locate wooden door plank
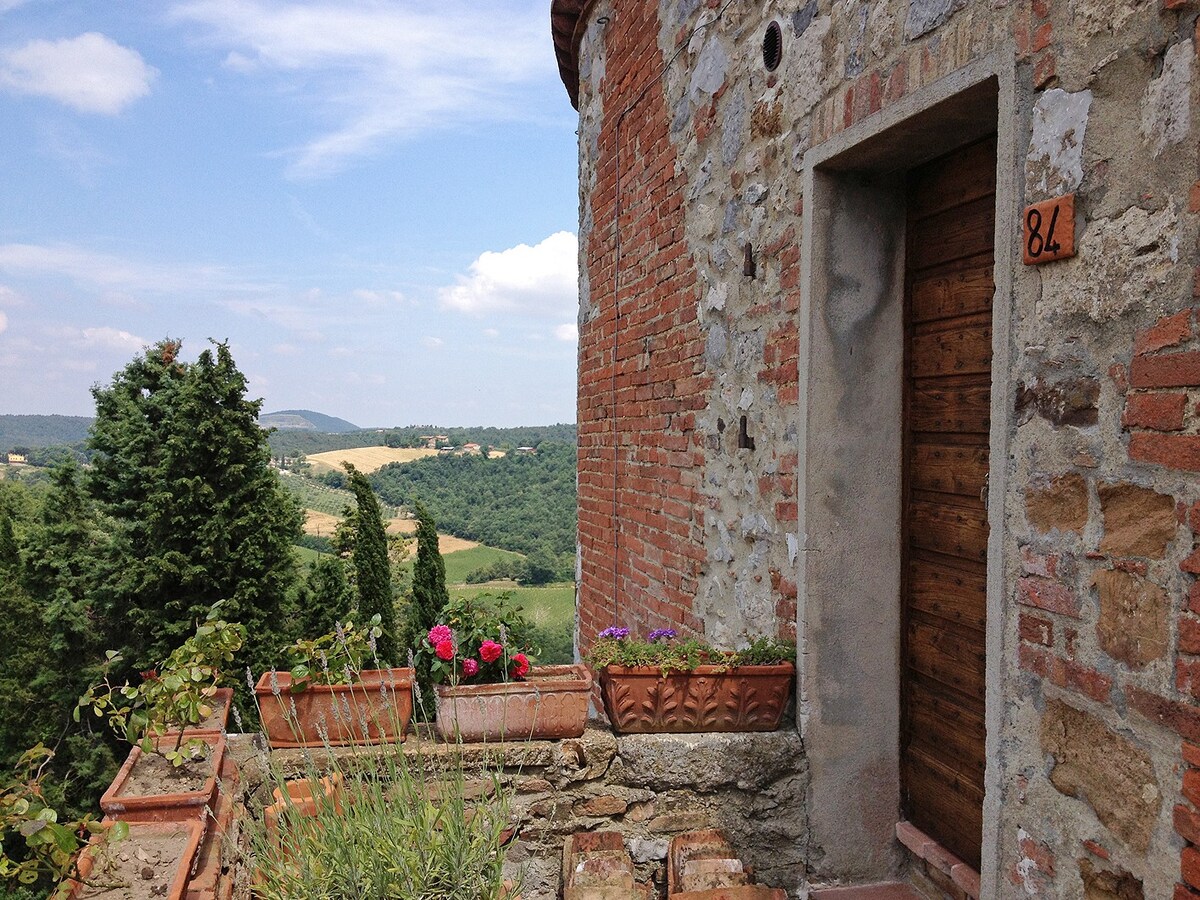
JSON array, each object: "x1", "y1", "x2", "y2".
[
  {"x1": 907, "y1": 498, "x2": 988, "y2": 563},
  {"x1": 910, "y1": 315, "x2": 993, "y2": 379},
  {"x1": 910, "y1": 266, "x2": 995, "y2": 324},
  {"x1": 907, "y1": 137, "x2": 998, "y2": 221},
  {"x1": 902, "y1": 749, "x2": 984, "y2": 869},
  {"x1": 905, "y1": 613, "x2": 987, "y2": 701},
  {"x1": 905, "y1": 678, "x2": 986, "y2": 783},
  {"x1": 907, "y1": 195, "x2": 997, "y2": 271},
  {"x1": 909, "y1": 383, "x2": 992, "y2": 435},
  {"x1": 908, "y1": 556, "x2": 987, "y2": 630}
]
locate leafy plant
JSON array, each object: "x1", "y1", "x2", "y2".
[
  {"x1": 76, "y1": 602, "x2": 245, "y2": 766},
  {"x1": 414, "y1": 594, "x2": 533, "y2": 687},
  {"x1": 588, "y1": 627, "x2": 795, "y2": 674},
  {"x1": 284, "y1": 615, "x2": 384, "y2": 691},
  {"x1": 0, "y1": 745, "x2": 126, "y2": 897}
]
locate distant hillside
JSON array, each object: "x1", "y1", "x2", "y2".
[
  {"x1": 268, "y1": 423, "x2": 577, "y2": 457},
  {"x1": 0, "y1": 414, "x2": 94, "y2": 451},
  {"x1": 259, "y1": 409, "x2": 360, "y2": 433}
]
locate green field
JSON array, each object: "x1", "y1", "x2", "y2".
[{"x1": 282, "y1": 474, "x2": 402, "y2": 518}]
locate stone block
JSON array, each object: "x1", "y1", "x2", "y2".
[
  {"x1": 1098, "y1": 483, "x2": 1177, "y2": 558},
  {"x1": 1026, "y1": 473, "x2": 1089, "y2": 533},
  {"x1": 1093, "y1": 569, "x2": 1169, "y2": 669},
  {"x1": 1077, "y1": 857, "x2": 1143, "y2": 899},
  {"x1": 1040, "y1": 699, "x2": 1161, "y2": 852}
]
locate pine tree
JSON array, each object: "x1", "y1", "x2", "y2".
[
  {"x1": 345, "y1": 465, "x2": 397, "y2": 663},
  {"x1": 87, "y1": 339, "x2": 303, "y2": 676}
]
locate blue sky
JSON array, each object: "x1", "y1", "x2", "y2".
[{"x1": 0, "y1": 0, "x2": 581, "y2": 428}]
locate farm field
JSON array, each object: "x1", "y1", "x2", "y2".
[
  {"x1": 305, "y1": 446, "x2": 438, "y2": 474},
  {"x1": 301, "y1": 510, "x2": 478, "y2": 554}
]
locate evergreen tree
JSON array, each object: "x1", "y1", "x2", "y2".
[
  {"x1": 345, "y1": 464, "x2": 397, "y2": 663},
  {"x1": 408, "y1": 500, "x2": 449, "y2": 641},
  {"x1": 299, "y1": 554, "x2": 354, "y2": 641},
  {"x1": 87, "y1": 339, "x2": 303, "y2": 676}
]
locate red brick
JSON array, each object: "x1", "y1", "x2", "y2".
[
  {"x1": 1177, "y1": 883, "x2": 1200, "y2": 900},
  {"x1": 1019, "y1": 613, "x2": 1054, "y2": 647},
  {"x1": 1135, "y1": 309, "x2": 1195, "y2": 355},
  {"x1": 1185, "y1": 548, "x2": 1200, "y2": 574},
  {"x1": 1034, "y1": 52, "x2": 1056, "y2": 88},
  {"x1": 1054, "y1": 657, "x2": 1113, "y2": 704},
  {"x1": 1018, "y1": 577, "x2": 1081, "y2": 617},
  {"x1": 1185, "y1": 742, "x2": 1200, "y2": 768},
  {"x1": 1031, "y1": 21, "x2": 1053, "y2": 52},
  {"x1": 1185, "y1": 846, "x2": 1200, "y2": 891},
  {"x1": 1178, "y1": 804, "x2": 1200, "y2": 845},
  {"x1": 1123, "y1": 392, "x2": 1188, "y2": 430},
  {"x1": 1081, "y1": 839, "x2": 1109, "y2": 860},
  {"x1": 1130, "y1": 351, "x2": 1200, "y2": 388},
  {"x1": 1183, "y1": 617, "x2": 1200, "y2": 655},
  {"x1": 1130, "y1": 433, "x2": 1200, "y2": 471},
  {"x1": 1188, "y1": 770, "x2": 1200, "y2": 808},
  {"x1": 1182, "y1": 659, "x2": 1200, "y2": 700},
  {"x1": 1166, "y1": 0, "x2": 1191, "y2": 8},
  {"x1": 1192, "y1": 183, "x2": 1200, "y2": 213},
  {"x1": 1129, "y1": 686, "x2": 1200, "y2": 743},
  {"x1": 1032, "y1": 0, "x2": 1051, "y2": 17},
  {"x1": 1191, "y1": 582, "x2": 1200, "y2": 614}
]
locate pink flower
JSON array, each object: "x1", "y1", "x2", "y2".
[
  {"x1": 435, "y1": 640, "x2": 455, "y2": 661},
  {"x1": 462, "y1": 658, "x2": 480, "y2": 677},
  {"x1": 427, "y1": 624, "x2": 453, "y2": 646},
  {"x1": 511, "y1": 653, "x2": 530, "y2": 679},
  {"x1": 479, "y1": 640, "x2": 503, "y2": 663}
]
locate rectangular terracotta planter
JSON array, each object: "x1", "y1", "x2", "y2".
[
  {"x1": 598, "y1": 663, "x2": 795, "y2": 733},
  {"x1": 64, "y1": 818, "x2": 204, "y2": 900},
  {"x1": 434, "y1": 664, "x2": 592, "y2": 742},
  {"x1": 255, "y1": 667, "x2": 413, "y2": 748},
  {"x1": 100, "y1": 733, "x2": 225, "y2": 825}
]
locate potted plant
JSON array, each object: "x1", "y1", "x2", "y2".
[
  {"x1": 589, "y1": 627, "x2": 795, "y2": 733},
  {"x1": 255, "y1": 615, "x2": 414, "y2": 748},
  {"x1": 0, "y1": 745, "x2": 129, "y2": 899},
  {"x1": 77, "y1": 603, "x2": 243, "y2": 824},
  {"x1": 418, "y1": 595, "x2": 591, "y2": 742},
  {"x1": 61, "y1": 818, "x2": 204, "y2": 900}
]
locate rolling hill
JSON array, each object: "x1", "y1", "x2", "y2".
[{"x1": 259, "y1": 409, "x2": 360, "y2": 433}]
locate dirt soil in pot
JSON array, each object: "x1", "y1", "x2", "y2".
[
  {"x1": 122, "y1": 751, "x2": 210, "y2": 798},
  {"x1": 77, "y1": 830, "x2": 188, "y2": 899}
]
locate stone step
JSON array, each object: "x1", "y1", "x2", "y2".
[
  {"x1": 563, "y1": 831, "x2": 652, "y2": 900},
  {"x1": 670, "y1": 888, "x2": 789, "y2": 900},
  {"x1": 679, "y1": 857, "x2": 750, "y2": 893},
  {"x1": 668, "y1": 829, "x2": 740, "y2": 895},
  {"x1": 809, "y1": 884, "x2": 925, "y2": 899}
]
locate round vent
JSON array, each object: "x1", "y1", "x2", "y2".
[{"x1": 763, "y1": 21, "x2": 783, "y2": 71}]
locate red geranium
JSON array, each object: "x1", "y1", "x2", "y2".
[
  {"x1": 479, "y1": 640, "x2": 503, "y2": 663},
  {"x1": 435, "y1": 640, "x2": 455, "y2": 661},
  {"x1": 510, "y1": 652, "x2": 530, "y2": 679}
]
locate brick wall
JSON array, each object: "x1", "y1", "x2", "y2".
[{"x1": 577, "y1": 0, "x2": 709, "y2": 653}]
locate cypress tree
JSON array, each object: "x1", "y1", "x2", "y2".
[
  {"x1": 299, "y1": 554, "x2": 354, "y2": 641},
  {"x1": 345, "y1": 464, "x2": 397, "y2": 663},
  {"x1": 408, "y1": 500, "x2": 449, "y2": 640}
]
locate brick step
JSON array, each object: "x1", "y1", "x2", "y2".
[
  {"x1": 671, "y1": 888, "x2": 788, "y2": 900},
  {"x1": 563, "y1": 831, "x2": 653, "y2": 900},
  {"x1": 809, "y1": 884, "x2": 925, "y2": 899}
]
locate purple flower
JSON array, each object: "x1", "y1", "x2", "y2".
[
  {"x1": 599, "y1": 626, "x2": 630, "y2": 640},
  {"x1": 648, "y1": 628, "x2": 677, "y2": 642}
]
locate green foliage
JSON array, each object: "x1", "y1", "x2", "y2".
[
  {"x1": 345, "y1": 466, "x2": 398, "y2": 665},
  {"x1": 415, "y1": 594, "x2": 532, "y2": 687},
  {"x1": 450, "y1": 583, "x2": 576, "y2": 666},
  {"x1": 406, "y1": 503, "x2": 449, "y2": 709},
  {"x1": 0, "y1": 744, "x2": 124, "y2": 898},
  {"x1": 249, "y1": 743, "x2": 519, "y2": 900},
  {"x1": 266, "y1": 423, "x2": 577, "y2": 459},
  {"x1": 369, "y1": 442, "x2": 577, "y2": 556},
  {"x1": 280, "y1": 475, "x2": 400, "y2": 520},
  {"x1": 587, "y1": 632, "x2": 796, "y2": 673},
  {"x1": 76, "y1": 604, "x2": 245, "y2": 766},
  {"x1": 440, "y1": 545, "x2": 523, "y2": 585},
  {"x1": 284, "y1": 615, "x2": 383, "y2": 689},
  {"x1": 86, "y1": 339, "x2": 302, "y2": 679},
  {"x1": 0, "y1": 416, "x2": 93, "y2": 453},
  {"x1": 297, "y1": 555, "x2": 354, "y2": 641}
]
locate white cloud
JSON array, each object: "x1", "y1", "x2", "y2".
[
  {"x1": 0, "y1": 33, "x2": 156, "y2": 114},
  {"x1": 554, "y1": 323, "x2": 578, "y2": 342},
  {"x1": 170, "y1": 0, "x2": 553, "y2": 177},
  {"x1": 353, "y1": 288, "x2": 407, "y2": 307},
  {"x1": 0, "y1": 310, "x2": 7, "y2": 335},
  {"x1": 439, "y1": 232, "x2": 577, "y2": 318},
  {"x1": 77, "y1": 326, "x2": 147, "y2": 352},
  {"x1": 422, "y1": 336, "x2": 444, "y2": 349}
]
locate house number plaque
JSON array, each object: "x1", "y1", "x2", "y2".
[{"x1": 1022, "y1": 193, "x2": 1076, "y2": 265}]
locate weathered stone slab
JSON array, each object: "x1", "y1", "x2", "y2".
[{"x1": 1093, "y1": 569, "x2": 1169, "y2": 669}]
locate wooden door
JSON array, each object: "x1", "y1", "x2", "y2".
[{"x1": 901, "y1": 136, "x2": 996, "y2": 871}]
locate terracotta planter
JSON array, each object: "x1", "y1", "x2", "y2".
[
  {"x1": 264, "y1": 772, "x2": 344, "y2": 846},
  {"x1": 434, "y1": 664, "x2": 592, "y2": 742},
  {"x1": 598, "y1": 663, "x2": 795, "y2": 733},
  {"x1": 255, "y1": 667, "x2": 413, "y2": 748},
  {"x1": 100, "y1": 734, "x2": 225, "y2": 824},
  {"x1": 63, "y1": 818, "x2": 204, "y2": 900}
]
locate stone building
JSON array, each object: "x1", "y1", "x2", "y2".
[{"x1": 549, "y1": 0, "x2": 1200, "y2": 896}]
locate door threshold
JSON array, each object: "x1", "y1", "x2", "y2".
[{"x1": 896, "y1": 821, "x2": 981, "y2": 899}]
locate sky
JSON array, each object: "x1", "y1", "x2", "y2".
[{"x1": 0, "y1": 0, "x2": 582, "y2": 428}]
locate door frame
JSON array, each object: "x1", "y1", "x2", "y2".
[{"x1": 795, "y1": 51, "x2": 1024, "y2": 896}]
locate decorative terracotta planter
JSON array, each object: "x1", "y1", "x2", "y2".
[
  {"x1": 255, "y1": 667, "x2": 413, "y2": 748},
  {"x1": 598, "y1": 663, "x2": 795, "y2": 733},
  {"x1": 63, "y1": 818, "x2": 204, "y2": 900},
  {"x1": 434, "y1": 664, "x2": 592, "y2": 742},
  {"x1": 100, "y1": 734, "x2": 226, "y2": 824}
]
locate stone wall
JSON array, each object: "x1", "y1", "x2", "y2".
[
  {"x1": 562, "y1": 0, "x2": 1200, "y2": 896},
  {"x1": 227, "y1": 728, "x2": 807, "y2": 899}
]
